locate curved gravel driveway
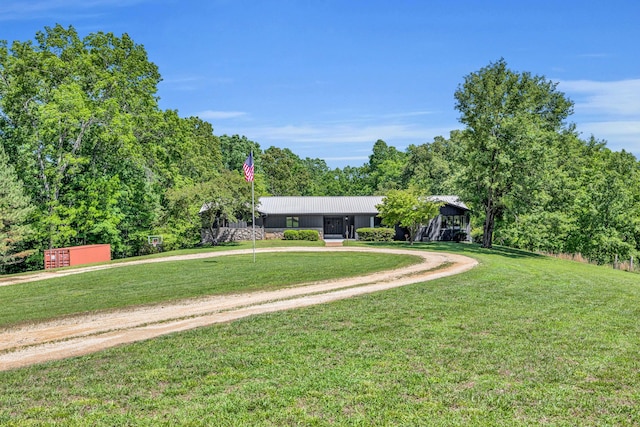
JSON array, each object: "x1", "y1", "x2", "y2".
[{"x1": 0, "y1": 247, "x2": 477, "y2": 371}]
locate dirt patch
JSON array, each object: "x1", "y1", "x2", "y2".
[{"x1": 0, "y1": 247, "x2": 477, "y2": 371}]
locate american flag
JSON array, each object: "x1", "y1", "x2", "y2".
[{"x1": 243, "y1": 153, "x2": 254, "y2": 182}]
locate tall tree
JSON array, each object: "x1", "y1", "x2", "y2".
[
  {"x1": 219, "y1": 134, "x2": 261, "y2": 172},
  {"x1": 367, "y1": 139, "x2": 406, "y2": 193},
  {"x1": 454, "y1": 59, "x2": 574, "y2": 248},
  {"x1": 0, "y1": 25, "x2": 161, "y2": 251},
  {"x1": 567, "y1": 141, "x2": 640, "y2": 263},
  {"x1": 323, "y1": 165, "x2": 373, "y2": 196},
  {"x1": 402, "y1": 133, "x2": 461, "y2": 194},
  {"x1": 0, "y1": 145, "x2": 35, "y2": 271},
  {"x1": 261, "y1": 146, "x2": 312, "y2": 196}
]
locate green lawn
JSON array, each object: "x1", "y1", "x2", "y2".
[
  {"x1": 0, "y1": 250, "x2": 420, "y2": 327},
  {"x1": 1, "y1": 243, "x2": 640, "y2": 425}
]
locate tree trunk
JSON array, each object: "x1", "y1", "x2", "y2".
[{"x1": 482, "y1": 208, "x2": 495, "y2": 249}]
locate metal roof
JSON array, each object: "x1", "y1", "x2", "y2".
[
  {"x1": 200, "y1": 195, "x2": 469, "y2": 215},
  {"x1": 257, "y1": 196, "x2": 384, "y2": 215},
  {"x1": 257, "y1": 195, "x2": 469, "y2": 215},
  {"x1": 428, "y1": 195, "x2": 469, "y2": 211}
]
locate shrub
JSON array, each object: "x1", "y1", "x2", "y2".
[
  {"x1": 298, "y1": 230, "x2": 320, "y2": 241},
  {"x1": 283, "y1": 230, "x2": 300, "y2": 240},
  {"x1": 470, "y1": 227, "x2": 483, "y2": 244},
  {"x1": 356, "y1": 227, "x2": 395, "y2": 242},
  {"x1": 283, "y1": 230, "x2": 319, "y2": 241}
]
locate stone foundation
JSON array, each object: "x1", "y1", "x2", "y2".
[{"x1": 201, "y1": 227, "x2": 265, "y2": 244}]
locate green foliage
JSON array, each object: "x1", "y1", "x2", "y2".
[
  {"x1": 261, "y1": 146, "x2": 311, "y2": 196},
  {"x1": 0, "y1": 24, "x2": 163, "y2": 259},
  {"x1": 0, "y1": 146, "x2": 35, "y2": 271},
  {"x1": 283, "y1": 230, "x2": 299, "y2": 240},
  {"x1": 402, "y1": 133, "x2": 462, "y2": 194},
  {"x1": 166, "y1": 170, "x2": 253, "y2": 245},
  {"x1": 322, "y1": 165, "x2": 373, "y2": 196},
  {"x1": 367, "y1": 139, "x2": 407, "y2": 193},
  {"x1": 219, "y1": 134, "x2": 260, "y2": 172},
  {"x1": 454, "y1": 58, "x2": 574, "y2": 248},
  {"x1": 283, "y1": 230, "x2": 319, "y2": 241},
  {"x1": 376, "y1": 190, "x2": 442, "y2": 244},
  {"x1": 356, "y1": 227, "x2": 395, "y2": 241},
  {"x1": 298, "y1": 230, "x2": 319, "y2": 241}
]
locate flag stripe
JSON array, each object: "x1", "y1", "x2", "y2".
[{"x1": 243, "y1": 153, "x2": 254, "y2": 182}]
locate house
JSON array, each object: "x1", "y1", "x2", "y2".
[
  {"x1": 255, "y1": 195, "x2": 471, "y2": 242},
  {"x1": 200, "y1": 195, "x2": 470, "y2": 243},
  {"x1": 256, "y1": 196, "x2": 384, "y2": 239}
]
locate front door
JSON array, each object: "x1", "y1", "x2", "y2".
[{"x1": 324, "y1": 217, "x2": 344, "y2": 236}]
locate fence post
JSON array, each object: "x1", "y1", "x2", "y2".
[
  {"x1": 631, "y1": 255, "x2": 634, "y2": 272},
  {"x1": 614, "y1": 254, "x2": 619, "y2": 270}
]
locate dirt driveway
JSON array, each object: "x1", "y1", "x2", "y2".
[{"x1": 0, "y1": 247, "x2": 477, "y2": 371}]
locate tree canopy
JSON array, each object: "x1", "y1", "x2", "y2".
[
  {"x1": 376, "y1": 190, "x2": 442, "y2": 245},
  {"x1": 454, "y1": 58, "x2": 574, "y2": 248}
]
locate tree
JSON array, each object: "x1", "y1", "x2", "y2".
[
  {"x1": 454, "y1": 59, "x2": 574, "y2": 248},
  {"x1": 402, "y1": 133, "x2": 461, "y2": 194},
  {"x1": 261, "y1": 146, "x2": 312, "y2": 196},
  {"x1": 219, "y1": 134, "x2": 260, "y2": 172},
  {"x1": 367, "y1": 139, "x2": 407, "y2": 193},
  {"x1": 0, "y1": 145, "x2": 35, "y2": 271},
  {"x1": 376, "y1": 189, "x2": 442, "y2": 244},
  {"x1": 322, "y1": 166, "x2": 373, "y2": 196},
  {"x1": 566, "y1": 140, "x2": 640, "y2": 264},
  {"x1": 167, "y1": 170, "x2": 253, "y2": 245},
  {"x1": 0, "y1": 25, "x2": 162, "y2": 251}
]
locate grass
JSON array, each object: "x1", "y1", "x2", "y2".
[
  {"x1": 2, "y1": 242, "x2": 640, "y2": 425},
  {"x1": 0, "y1": 250, "x2": 419, "y2": 327}
]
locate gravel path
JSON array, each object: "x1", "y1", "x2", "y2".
[{"x1": 0, "y1": 247, "x2": 477, "y2": 371}]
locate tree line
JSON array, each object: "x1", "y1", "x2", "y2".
[{"x1": 1, "y1": 26, "x2": 638, "y2": 273}]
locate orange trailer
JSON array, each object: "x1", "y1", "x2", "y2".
[{"x1": 44, "y1": 244, "x2": 111, "y2": 270}]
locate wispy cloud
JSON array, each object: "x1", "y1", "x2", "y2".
[
  {"x1": 559, "y1": 79, "x2": 640, "y2": 155},
  {"x1": 575, "y1": 53, "x2": 610, "y2": 59},
  {"x1": 252, "y1": 123, "x2": 441, "y2": 144},
  {"x1": 559, "y1": 79, "x2": 640, "y2": 117},
  {"x1": 195, "y1": 110, "x2": 247, "y2": 120},
  {"x1": 576, "y1": 120, "x2": 640, "y2": 151}
]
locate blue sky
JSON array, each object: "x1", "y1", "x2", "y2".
[{"x1": 2, "y1": 0, "x2": 639, "y2": 168}]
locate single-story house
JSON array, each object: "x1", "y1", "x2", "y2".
[{"x1": 254, "y1": 195, "x2": 471, "y2": 242}]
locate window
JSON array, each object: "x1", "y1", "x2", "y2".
[{"x1": 286, "y1": 216, "x2": 299, "y2": 228}]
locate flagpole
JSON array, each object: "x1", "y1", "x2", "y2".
[{"x1": 251, "y1": 150, "x2": 256, "y2": 263}]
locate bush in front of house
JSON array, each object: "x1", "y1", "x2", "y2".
[
  {"x1": 298, "y1": 230, "x2": 320, "y2": 241},
  {"x1": 283, "y1": 230, "x2": 300, "y2": 240},
  {"x1": 356, "y1": 227, "x2": 395, "y2": 242},
  {"x1": 283, "y1": 230, "x2": 319, "y2": 241}
]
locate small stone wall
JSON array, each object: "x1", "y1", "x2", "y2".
[{"x1": 201, "y1": 227, "x2": 265, "y2": 244}]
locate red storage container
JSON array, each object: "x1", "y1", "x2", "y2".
[{"x1": 44, "y1": 244, "x2": 111, "y2": 269}]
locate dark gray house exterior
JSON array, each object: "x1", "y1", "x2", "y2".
[
  {"x1": 254, "y1": 195, "x2": 471, "y2": 242},
  {"x1": 255, "y1": 196, "x2": 384, "y2": 239}
]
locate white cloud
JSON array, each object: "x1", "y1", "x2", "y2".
[
  {"x1": 250, "y1": 123, "x2": 451, "y2": 145},
  {"x1": 559, "y1": 79, "x2": 640, "y2": 117},
  {"x1": 559, "y1": 79, "x2": 640, "y2": 157},
  {"x1": 195, "y1": 110, "x2": 247, "y2": 120},
  {"x1": 576, "y1": 120, "x2": 640, "y2": 150}
]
